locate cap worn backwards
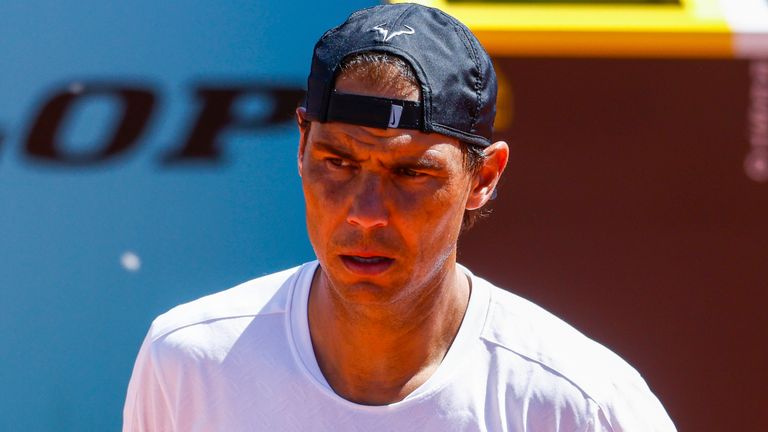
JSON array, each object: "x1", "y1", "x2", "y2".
[{"x1": 303, "y1": 3, "x2": 498, "y2": 148}]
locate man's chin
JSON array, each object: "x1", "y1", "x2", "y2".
[{"x1": 329, "y1": 280, "x2": 407, "y2": 306}]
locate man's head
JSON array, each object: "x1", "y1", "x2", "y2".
[
  {"x1": 313, "y1": 50, "x2": 492, "y2": 230},
  {"x1": 296, "y1": 3, "x2": 508, "y2": 303}
]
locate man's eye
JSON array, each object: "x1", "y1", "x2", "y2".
[
  {"x1": 326, "y1": 158, "x2": 351, "y2": 168},
  {"x1": 397, "y1": 167, "x2": 424, "y2": 178}
]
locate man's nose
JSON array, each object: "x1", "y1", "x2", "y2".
[{"x1": 346, "y1": 173, "x2": 389, "y2": 229}]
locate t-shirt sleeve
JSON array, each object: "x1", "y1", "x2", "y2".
[
  {"x1": 596, "y1": 371, "x2": 677, "y2": 432},
  {"x1": 123, "y1": 330, "x2": 176, "y2": 432}
]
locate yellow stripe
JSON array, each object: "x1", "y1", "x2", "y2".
[
  {"x1": 390, "y1": 0, "x2": 735, "y2": 57},
  {"x1": 477, "y1": 30, "x2": 733, "y2": 58}
]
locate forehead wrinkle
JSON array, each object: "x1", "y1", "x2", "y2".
[
  {"x1": 313, "y1": 122, "x2": 413, "y2": 151},
  {"x1": 309, "y1": 121, "x2": 462, "y2": 166}
]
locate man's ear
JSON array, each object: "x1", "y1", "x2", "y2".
[
  {"x1": 296, "y1": 107, "x2": 311, "y2": 177},
  {"x1": 465, "y1": 141, "x2": 509, "y2": 210}
]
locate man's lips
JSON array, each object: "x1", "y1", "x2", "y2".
[{"x1": 340, "y1": 255, "x2": 395, "y2": 275}]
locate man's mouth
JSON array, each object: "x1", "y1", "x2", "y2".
[{"x1": 340, "y1": 255, "x2": 395, "y2": 275}]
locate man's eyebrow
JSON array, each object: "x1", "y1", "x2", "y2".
[
  {"x1": 311, "y1": 140, "x2": 357, "y2": 160},
  {"x1": 311, "y1": 139, "x2": 447, "y2": 170},
  {"x1": 394, "y1": 155, "x2": 446, "y2": 171}
]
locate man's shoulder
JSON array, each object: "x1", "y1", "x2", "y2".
[
  {"x1": 480, "y1": 281, "x2": 638, "y2": 395},
  {"x1": 474, "y1": 276, "x2": 675, "y2": 431},
  {"x1": 147, "y1": 264, "x2": 306, "y2": 343}
]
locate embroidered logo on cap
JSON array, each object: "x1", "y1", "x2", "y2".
[
  {"x1": 388, "y1": 105, "x2": 403, "y2": 128},
  {"x1": 371, "y1": 24, "x2": 415, "y2": 42}
]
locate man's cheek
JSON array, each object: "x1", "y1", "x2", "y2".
[{"x1": 306, "y1": 175, "x2": 351, "y2": 209}]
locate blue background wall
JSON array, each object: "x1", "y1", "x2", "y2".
[{"x1": 0, "y1": 1, "x2": 374, "y2": 430}]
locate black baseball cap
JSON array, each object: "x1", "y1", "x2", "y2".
[{"x1": 303, "y1": 3, "x2": 498, "y2": 148}]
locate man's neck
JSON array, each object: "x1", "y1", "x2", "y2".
[{"x1": 307, "y1": 262, "x2": 471, "y2": 405}]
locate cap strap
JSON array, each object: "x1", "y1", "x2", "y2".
[{"x1": 325, "y1": 92, "x2": 421, "y2": 130}]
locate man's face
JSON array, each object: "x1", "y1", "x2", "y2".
[{"x1": 297, "y1": 106, "x2": 476, "y2": 306}]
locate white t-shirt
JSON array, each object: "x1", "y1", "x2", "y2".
[{"x1": 123, "y1": 261, "x2": 676, "y2": 431}]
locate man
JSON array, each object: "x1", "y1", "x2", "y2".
[{"x1": 124, "y1": 3, "x2": 676, "y2": 431}]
